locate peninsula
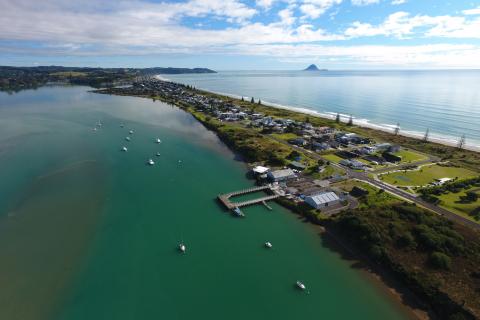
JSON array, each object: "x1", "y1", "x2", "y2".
[{"x1": 96, "y1": 76, "x2": 480, "y2": 320}]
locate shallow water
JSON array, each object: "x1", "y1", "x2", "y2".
[{"x1": 0, "y1": 86, "x2": 411, "y2": 320}]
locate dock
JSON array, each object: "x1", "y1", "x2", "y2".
[{"x1": 218, "y1": 186, "x2": 280, "y2": 210}]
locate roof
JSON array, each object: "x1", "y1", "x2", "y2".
[
  {"x1": 289, "y1": 161, "x2": 307, "y2": 169},
  {"x1": 252, "y1": 166, "x2": 269, "y2": 174},
  {"x1": 268, "y1": 168, "x2": 295, "y2": 179},
  {"x1": 306, "y1": 192, "x2": 340, "y2": 205}
]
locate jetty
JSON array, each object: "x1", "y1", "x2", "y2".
[{"x1": 218, "y1": 186, "x2": 280, "y2": 210}]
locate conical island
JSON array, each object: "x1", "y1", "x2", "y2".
[{"x1": 303, "y1": 64, "x2": 327, "y2": 71}]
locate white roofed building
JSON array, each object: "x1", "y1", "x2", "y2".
[
  {"x1": 305, "y1": 192, "x2": 340, "y2": 209},
  {"x1": 267, "y1": 169, "x2": 296, "y2": 182}
]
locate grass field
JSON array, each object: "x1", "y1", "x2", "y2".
[
  {"x1": 333, "y1": 180, "x2": 402, "y2": 208},
  {"x1": 438, "y1": 188, "x2": 480, "y2": 223},
  {"x1": 380, "y1": 164, "x2": 478, "y2": 187},
  {"x1": 271, "y1": 133, "x2": 299, "y2": 141},
  {"x1": 394, "y1": 149, "x2": 428, "y2": 163},
  {"x1": 322, "y1": 153, "x2": 343, "y2": 163}
]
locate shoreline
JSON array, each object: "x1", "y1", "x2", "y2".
[
  {"x1": 156, "y1": 75, "x2": 480, "y2": 152},
  {"x1": 96, "y1": 88, "x2": 432, "y2": 320}
]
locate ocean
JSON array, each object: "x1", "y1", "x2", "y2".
[{"x1": 165, "y1": 70, "x2": 480, "y2": 150}]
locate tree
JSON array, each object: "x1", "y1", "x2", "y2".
[
  {"x1": 335, "y1": 113, "x2": 340, "y2": 123},
  {"x1": 258, "y1": 99, "x2": 261, "y2": 105},
  {"x1": 305, "y1": 116, "x2": 310, "y2": 123},
  {"x1": 347, "y1": 114, "x2": 353, "y2": 126},
  {"x1": 241, "y1": 96, "x2": 244, "y2": 102},
  {"x1": 250, "y1": 97, "x2": 255, "y2": 103},
  {"x1": 429, "y1": 251, "x2": 451, "y2": 270}
]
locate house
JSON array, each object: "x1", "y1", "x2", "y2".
[
  {"x1": 252, "y1": 166, "x2": 269, "y2": 175},
  {"x1": 340, "y1": 159, "x2": 366, "y2": 170},
  {"x1": 375, "y1": 143, "x2": 392, "y2": 152},
  {"x1": 389, "y1": 145, "x2": 401, "y2": 153},
  {"x1": 267, "y1": 169, "x2": 296, "y2": 182},
  {"x1": 305, "y1": 192, "x2": 340, "y2": 209},
  {"x1": 288, "y1": 161, "x2": 307, "y2": 171},
  {"x1": 289, "y1": 138, "x2": 307, "y2": 146},
  {"x1": 432, "y1": 177, "x2": 453, "y2": 186}
]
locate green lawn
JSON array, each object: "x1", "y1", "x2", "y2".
[
  {"x1": 394, "y1": 149, "x2": 428, "y2": 163},
  {"x1": 322, "y1": 153, "x2": 344, "y2": 163},
  {"x1": 438, "y1": 188, "x2": 480, "y2": 223},
  {"x1": 333, "y1": 180, "x2": 402, "y2": 208},
  {"x1": 380, "y1": 164, "x2": 478, "y2": 187},
  {"x1": 309, "y1": 164, "x2": 345, "y2": 180},
  {"x1": 271, "y1": 133, "x2": 299, "y2": 141}
]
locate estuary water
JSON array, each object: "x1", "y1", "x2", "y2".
[
  {"x1": 0, "y1": 86, "x2": 411, "y2": 320},
  {"x1": 166, "y1": 70, "x2": 480, "y2": 150}
]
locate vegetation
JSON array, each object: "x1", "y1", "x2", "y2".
[
  {"x1": 0, "y1": 66, "x2": 215, "y2": 92},
  {"x1": 380, "y1": 164, "x2": 477, "y2": 187},
  {"x1": 329, "y1": 203, "x2": 480, "y2": 319}
]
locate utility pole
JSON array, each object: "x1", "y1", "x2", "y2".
[
  {"x1": 423, "y1": 128, "x2": 429, "y2": 142},
  {"x1": 394, "y1": 123, "x2": 400, "y2": 135},
  {"x1": 457, "y1": 134, "x2": 466, "y2": 149}
]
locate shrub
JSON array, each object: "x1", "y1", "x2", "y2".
[{"x1": 429, "y1": 252, "x2": 451, "y2": 270}]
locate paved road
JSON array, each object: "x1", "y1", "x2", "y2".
[{"x1": 268, "y1": 135, "x2": 480, "y2": 230}]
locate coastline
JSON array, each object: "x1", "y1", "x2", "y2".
[
  {"x1": 155, "y1": 75, "x2": 480, "y2": 152},
  {"x1": 95, "y1": 88, "x2": 431, "y2": 320}
]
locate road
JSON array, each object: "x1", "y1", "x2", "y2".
[{"x1": 268, "y1": 135, "x2": 480, "y2": 231}]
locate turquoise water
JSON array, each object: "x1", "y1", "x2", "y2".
[
  {"x1": 0, "y1": 86, "x2": 411, "y2": 320},
  {"x1": 166, "y1": 70, "x2": 480, "y2": 149}
]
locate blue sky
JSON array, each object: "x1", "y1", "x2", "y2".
[{"x1": 1, "y1": 0, "x2": 480, "y2": 69}]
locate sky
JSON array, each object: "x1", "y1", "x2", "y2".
[{"x1": 1, "y1": 0, "x2": 480, "y2": 69}]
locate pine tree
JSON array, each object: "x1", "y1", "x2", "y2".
[
  {"x1": 335, "y1": 113, "x2": 340, "y2": 123},
  {"x1": 241, "y1": 97, "x2": 244, "y2": 102},
  {"x1": 423, "y1": 128, "x2": 429, "y2": 142},
  {"x1": 394, "y1": 123, "x2": 400, "y2": 135},
  {"x1": 258, "y1": 99, "x2": 261, "y2": 105},
  {"x1": 250, "y1": 97, "x2": 254, "y2": 103},
  {"x1": 458, "y1": 134, "x2": 466, "y2": 149},
  {"x1": 347, "y1": 114, "x2": 353, "y2": 126}
]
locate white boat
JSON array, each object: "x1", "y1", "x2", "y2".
[
  {"x1": 129, "y1": 130, "x2": 134, "y2": 134},
  {"x1": 179, "y1": 243, "x2": 186, "y2": 253},
  {"x1": 296, "y1": 281, "x2": 306, "y2": 290},
  {"x1": 125, "y1": 137, "x2": 131, "y2": 141},
  {"x1": 122, "y1": 146, "x2": 128, "y2": 152},
  {"x1": 265, "y1": 242, "x2": 273, "y2": 248},
  {"x1": 120, "y1": 124, "x2": 125, "y2": 128},
  {"x1": 156, "y1": 138, "x2": 162, "y2": 144},
  {"x1": 147, "y1": 159, "x2": 155, "y2": 166},
  {"x1": 93, "y1": 127, "x2": 97, "y2": 131},
  {"x1": 156, "y1": 152, "x2": 161, "y2": 157}
]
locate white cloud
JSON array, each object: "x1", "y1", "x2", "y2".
[
  {"x1": 462, "y1": 6, "x2": 480, "y2": 16},
  {"x1": 391, "y1": 0, "x2": 406, "y2": 5},
  {"x1": 256, "y1": 0, "x2": 275, "y2": 9},
  {"x1": 351, "y1": 0, "x2": 379, "y2": 6},
  {"x1": 345, "y1": 11, "x2": 480, "y2": 39},
  {"x1": 300, "y1": 0, "x2": 342, "y2": 19}
]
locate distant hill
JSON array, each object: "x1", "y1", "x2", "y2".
[
  {"x1": 143, "y1": 67, "x2": 216, "y2": 74},
  {"x1": 303, "y1": 64, "x2": 327, "y2": 71}
]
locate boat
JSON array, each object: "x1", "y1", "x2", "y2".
[
  {"x1": 296, "y1": 281, "x2": 306, "y2": 290},
  {"x1": 156, "y1": 138, "x2": 162, "y2": 144},
  {"x1": 147, "y1": 159, "x2": 155, "y2": 166},
  {"x1": 122, "y1": 146, "x2": 128, "y2": 152},
  {"x1": 93, "y1": 127, "x2": 97, "y2": 131},
  {"x1": 179, "y1": 243, "x2": 186, "y2": 253},
  {"x1": 232, "y1": 207, "x2": 245, "y2": 217},
  {"x1": 120, "y1": 124, "x2": 125, "y2": 128},
  {"x1": 156, "y1": 152, "x2": 161, "y2": 157},
  {"x1": 125, "y1": 137, "x2": 131, "y2": 141},
  {"x1": 129, "y1": 130, "x2": 134, "y2": 134},
  {"x1": 264, "y1": 242, "x2": 273, "y2": 248}
]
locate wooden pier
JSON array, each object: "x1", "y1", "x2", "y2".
[{"x1": 218, "y1": 186, "x2": 280, "y2": 210}]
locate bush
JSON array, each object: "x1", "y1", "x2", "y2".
[{"x1": 429, "y1": 252, "x2": 451, "y2": 270}]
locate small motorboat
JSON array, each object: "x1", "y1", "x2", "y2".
[
  {"x1": 156, "y1": 152, "x2": 161, "y2": 157},
  {"x1": 125, "y1": 137, "x2": 131, "y2": 141},
  {"x1": 129, "y1": 130, "x2": 134, "y2": 134},
  {"x1": 265, "y1": 242, "x2": 273, "y2": 249},
  {"x1": 232, "y1": 207, "x2": 245, "y2": 217},
  {"x1": 156, "y1": 138, "x2": 162, "y2": 144},
  {"x1": 93, "y1": 127, "x2": 97, "y2": 131},
  {"x1": 120, "y1": 124, "x2": 125, "y2": 128},
  {"x1": 296, "y1": 281, "x2": 306, "y2": 290},
  {"x1": 179, "y1": 243, "x2": 186, "y2": 253},
  {"x1": 122, "y1": 146, "x2": 128, "y2": 152},
  {"x1": 147, "y1": 159, "x2": 155, "y2": 166}
]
